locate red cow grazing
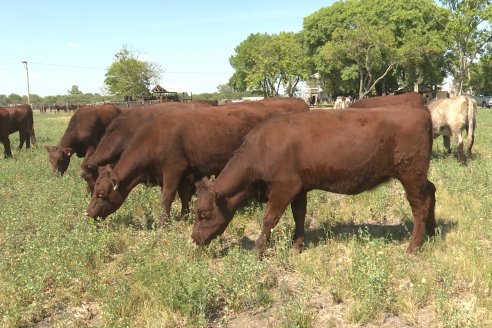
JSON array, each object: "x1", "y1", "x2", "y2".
[
  {"x1": 45, "y1": 103, "x2": 122, "y2": 176},
  {"x1": 86, "y1": 98, "x2": 309, "y2": 222},
  {"x1": 191, "y1": 105, "x2": 436, "y2": 254},
  {"x1": 2, "y1": 105, "x2": 36, "y2": 151},
  {"x1": 0, "y1": 108, "x2": 12, "y2": 158},
  {"x1": 82, "y1": 100, "x2": 219, "y2": 193},
  {"x1": 351, "y1": 92, "x2": 425, "y2": 108},
  {"x1": 427, "y1": 95, "x2": 477, "y2": 163}
]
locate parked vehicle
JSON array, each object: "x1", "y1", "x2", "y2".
[{"x1": 472, "y1": 95, "x2": 492, "y2": 108}]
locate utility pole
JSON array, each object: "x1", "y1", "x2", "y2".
[{"x1": 21, "y1": 61, "x2": 31, "y2": 105}]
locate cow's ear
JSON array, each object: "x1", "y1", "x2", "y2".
[
  {"x1": 195, "y1": 177, "x2": 212, "y2": 190},
  {"x1": 45, "y1": 145, "x2": 57, "y2": 153}
]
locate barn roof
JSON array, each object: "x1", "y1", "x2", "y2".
[{"x1": 151, "y1": 84, "x2": 169, "y2": 93}]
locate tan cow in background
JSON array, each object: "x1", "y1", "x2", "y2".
[
  {"x1": 427, "y1": 95, "x2": 477, "y2": 163},
  {"x1": 334, "y1": 96, "x2": 352, "y2": 109}
]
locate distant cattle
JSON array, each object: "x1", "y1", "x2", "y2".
[
  {"x1": 0, "y1": 108, "x2": 12, "y2": 158},
  {"x1": 46, "y1": 103, "x2": 122, "y2": 176},
  {"x1": 334, "y1": 96, "x2": 352, "y2": 109},
  {"x1": 427, "y1": 95, "x2": 477, "y2": 163},
  {"x1": 191, "y1": 105, "x2": 436, "y2": 255},
  {"x1": 86, "y1": 98, "x2": 309, "y2": 222},
  {"x1": 1, "y1": 104, "x2": 36, "y2": 152}
]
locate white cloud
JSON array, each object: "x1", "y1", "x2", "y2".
[{"x1": 67, "y1": 42, "x2": 80, "y2": 48}]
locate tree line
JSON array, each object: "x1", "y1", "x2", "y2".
[
  {"x1": 3, "y1": 0, "x2": 490, "y2": 105},
  {"x1": 228, "y1": 0, "x2": 492, "y2": 98}
]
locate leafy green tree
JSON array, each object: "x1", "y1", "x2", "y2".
[
  {"x1": 104, "y1": 45, "x2": 162, "y2": 100},
  {"x1": 302, "y1": 0, "x2": 449, "y2": 97},
  {"x1": 469, "y1": 48, "x2": 492, "y2": 95},
  {"x1": 441, "y1": 0, "x2": 492, "y2": 95},
  {"x1": 229, "y1": 32, "x2": 308, "y2": 97},
  {"x1": 68, "y1": 85, "x2": 83, "y2": 96},
  {"x1": 7, "y1": 93, "x2": 23, "y2": 105}
]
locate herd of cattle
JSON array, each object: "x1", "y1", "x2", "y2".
[{"x1": 0, "y1": 93, "x2": 477, "y2": 254}]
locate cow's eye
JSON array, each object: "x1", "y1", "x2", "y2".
[{"x1": 98, "y1": 192, "x2": 104, "y2": 198}]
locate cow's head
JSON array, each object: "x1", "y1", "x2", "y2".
[
  {"x1": 191, "y1": 177, "x2": 232, "y2": 245},
  {"x1": 86, "y1": 165, "x2": 129, "y2": 219},
  {"x1": 45, "y1": 146, "x2": 73, "y2": 175}
]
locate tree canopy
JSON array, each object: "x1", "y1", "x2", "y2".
[
  {"x1": 104, "y1": 45, "x2": 162, "y2": 100},
  {"x1": 229, "y1": 32, "x2": 308, "y2": 97},
  {"x1": 227, "y1": 0, "x2": 491, "y2": 97},
  {"x1": 301, "y1": 0, "x2": 450, "y2": 97},
  {"x1": 441, "y1": 0, "x2": 492, "y2": 95}
]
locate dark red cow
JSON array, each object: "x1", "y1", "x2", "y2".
[
  {"x1": 82, "y1": 100, "x2": 219, "y2": 193},
  {"x1": 2, "y1": 104, "x2": 36, "y2": 151},
  {"x1": 351, "y1": 92, "x2": 425, "y2": 108},
  {"x1": 45, "y1": 103, "x2": 122, "y2": 176},
  {"x1": 86, "y1": 98, "x2": 309, "y2": 222},
  {"x1": 0, "y1": 108, "x2": 12, "y2": 158},
  {"x1": 191, "y1": 105, "x2": 436, "y2": 254}
]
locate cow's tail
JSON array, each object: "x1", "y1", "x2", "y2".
[
  {"x1": 28, "y1": 105, "x2": 36, "y2": 145},
  {"x1": 465, "y1": 96, "x2": 477, "y2": 156}
]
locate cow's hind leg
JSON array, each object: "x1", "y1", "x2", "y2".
[
  {"x1": 399, "y1": 176, "x2": 436, "y2": 253},
  {"x1": 2, "y1": 138, "x2": 12, "y2": 158},
  {"x1": 291, "y1": 191, "x2": 307, "y2": 250},
  {"x1": 177, "y1": 177, "x2": 196, "y2": 220},
  {"x1": 452, "y1": 129, "x2": 466, "y2": 163},
  {"x1": 442, "y1": 135, "x2": 451, "y2": 154},
  {"x1": 160, "y1": 165, "x2": 187, "y2": 226}
]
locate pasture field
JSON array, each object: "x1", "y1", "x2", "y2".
[{"x1": 1, "y1": 109, "x2": 492, "y2": 327}]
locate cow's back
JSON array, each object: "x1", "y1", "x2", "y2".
[
  {"x1": 235, "y1": 106, "x2": 432, "y2": 193},
  {"x1": 352, "y1": 92, "x2": 424, "y2": 108}
]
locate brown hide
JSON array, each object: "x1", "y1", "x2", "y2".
[
  {"x1": 1, "y1": 104, "x2": 35, "y2": 151},
  {"x1": 82, "y1": 100, "x2": 219, "y2": 194},
  {"x1": 351, "y1": 92, "x2": 424, "y2": 108},
  {"x1": 192, "y1": 105, "x2": 436, "y2": 254},
  {"x1": 45, "y1": 103, "x2": 122, "y2": 176},
  {"x1": 86, "y1": 98, "x2": 309, "y2": 221},
  {"x1": 0, "y1": 108, "x2": 12, "y2": 158}
]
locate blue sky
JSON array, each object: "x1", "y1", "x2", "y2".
[{"x1": 0, "y1": 1, "x2": 333, "y2": 97}]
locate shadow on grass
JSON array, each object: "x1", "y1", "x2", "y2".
[
  {"x1": 226, "y1": 217, "x2": 458, "y2": 254},
  {"x1": 431, "y1": 147, "x2": 482, "y2": 163}
]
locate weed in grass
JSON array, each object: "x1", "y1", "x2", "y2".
[{"x1": 346, "y1": 229, "x2": 396, "y2": 323}]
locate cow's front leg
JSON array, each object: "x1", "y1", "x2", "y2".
[{"x1": 254, "y1": 183, "x2": 299, "y2": 255}]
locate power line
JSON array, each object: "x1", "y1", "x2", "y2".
[
  {"x1": 30, "y1": 62, "x2": 105, "y2": 70},
  {"x1": 0, "y1": 60, "x2": 233, "y2": 75}
]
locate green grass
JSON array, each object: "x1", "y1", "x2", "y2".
[{"x1": 1, "y1": 110, "x2": 492, "y2": 327}]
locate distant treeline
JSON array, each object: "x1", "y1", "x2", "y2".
[{"x1": 0, "y1": 93, "x2": 119, "y2": 107}]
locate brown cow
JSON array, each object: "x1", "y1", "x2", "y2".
[
  {"x1": 0, "y1": 108, "x2": 12, "y2": 158},
  {"x1": 86, "y1": 98, "x2": 309, "y2": 222},
  {"x1": 427, "y1": 95, "x2": 477, "y2": 163},
  {"x1": 45, "y1": 103, "x2": 122, "y2": 176},
  {"x1": 191, "y1": 105, "x2": 436, "y2": 254},
  {"x1": 2, "y1": 104, "x2": 36, "y2": 151},
  {"x1": 81, "y1": 100, "x2": 219, "y2": 193},
  {"x1": 351, "y1": 92, "x2": 425, "y2": 108}
]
